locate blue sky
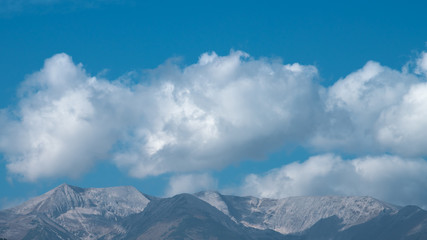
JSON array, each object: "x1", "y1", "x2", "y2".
[{"x1": 2, "y1": 0, "x2": 427, "y2": 209}]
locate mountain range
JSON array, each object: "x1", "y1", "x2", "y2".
[{"x1": 1, "y1": 184, "x2": 426, "y2": 239}]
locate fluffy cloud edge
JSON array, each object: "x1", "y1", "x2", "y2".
[
  {"x1": 2, "y1": 50, "x2": 427, "y2": 183},
  {"x1": 0, "y1": 51, "x2": 321, "y2": 181},
  {"x1": 165, "y1": 173, "x2": 217, "y2": 197},
  {"x1": 238, "y1": 154, "x2": 427, "y2": 208}
]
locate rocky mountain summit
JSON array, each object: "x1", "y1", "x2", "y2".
[
  {"x1": 1, "y1": 184, "x2": 426, "y2": 240},
  {"x1": 194, "y1": 191, "x2": 399, "y2": 234}
]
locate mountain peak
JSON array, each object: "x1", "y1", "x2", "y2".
[
  {"x1": 194, "y1": 193, "x2": 400, "y2": 235},
  {"x1": 12, "y1": 184, "x2": 150, "y2": 218},
  {"x1": 6, "y1": 184, "x2": 152, "y2": 240},
  {"x1": 56, "y1": 182, "x2": 79, "y2": 189},
  {"x1": 53, "y1": 182, "x2": 81, "y2": 195},
  {"x1": 194, "y1": 191, "x2": 231, "y2": 217},
  {"x1": 1, "y1": 184, "x2": 426, "y2": 240}
]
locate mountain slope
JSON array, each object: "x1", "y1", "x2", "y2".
[
  {"x1": 122, "y1": 193, "x2": 294, "y2": 240},
  {"x1": 1, "y1": 185, "x2": 427, "y2": 240},
  {"x1": 336, "y1": 205, "x2": 427, "y2": 240},
  {"x1": 0, "y1": 210, "x2": 77, "y2": 240},
  {"x1": 0, "y1": 184, "x2": 150, "y2": 240},
  {"x1": 195, "y1": 191, "x2": 398, "y2": 234}
]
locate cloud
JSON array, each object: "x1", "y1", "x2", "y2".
[
  {"x1": 0, "y1": 51, "x2": 320, "y2": 180},
  {"x1": 114, "y1": 52, "x2": 320, "y2": 178},
  {"x1": 376, "y1": 83, "x2": 427, "y2": 156},
  {"x1": 239, "y1": 154, "x2": 427, "y2": 208},
  {"x1": 2, "y1": 50, "x2": 427, "y2": 182},
  {"x1": 165, "y1": 173, "x2": 217, "y2": 197},
  {"x1": 416, "y1": 52, "x2": 427, "y2": 75},
  {"x1": 312, "y1": 57, "x2": 427, "y2": 156},
  {"x1": 0, "y1": 54, "x2": 129, "y2": 180}
]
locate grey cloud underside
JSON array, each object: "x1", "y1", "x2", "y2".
[{"x1": 1, "y1": 184, "x2": 427, "y2": 240}]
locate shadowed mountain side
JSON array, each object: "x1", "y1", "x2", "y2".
[
  {"x1": 195, "y1": 191, "x2": 399, "y2": 234},
  {"x1": 300, "y1": 205, "x2": 427, "y2": 240},
  {"x1": 121, "y1": 193, "x2": 297, "y2": 240},
  {"x1": 337, "y1": 205, "x2": 427, "y2": 240}
]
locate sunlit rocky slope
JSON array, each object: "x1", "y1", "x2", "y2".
[{"x1": 0, "y1": 184, "x2": 426, "y2": 240}]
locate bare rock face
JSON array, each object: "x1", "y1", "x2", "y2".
[
  {"x1": 121, "y1": 193, "x2": 289, "y2": 240},
  {"x1": 1, "y1": 185, "x2": 427, "y2": 240},
  {"x1": 1, "y1": 184, "x2": 150, "y2": 240},
  {"x1": 195, "y1": 192, "x2": 399, "y2": 234}
]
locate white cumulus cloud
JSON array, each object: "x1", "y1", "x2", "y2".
[
  {"x1": 0, "y1": 54, "x2": 131, "y2": 180},
  {"x1": 114, "y1": 51, "x2": 321, "y2": 178},
  {"x1": 0, "y1": 51, "x2": 320, "y2": 180},
  {"x1": 416, "y1": 51, "x2": 427, "y2": 75},
  {"x1": 313, "y1": 56, "x2": 427, "y2": 156},
  {"x1": 2, "y1": 50, "x2": 427, "y2": 183},
  {"x1": 239, "y1": 154, "x2": 427, "y2": 208},
  {"x1": 165, "y1": 173, "x2": 217, "y2": 197}
]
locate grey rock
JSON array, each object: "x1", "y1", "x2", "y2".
[{"x1": 1, "y1": 185, "x2": 427, "y2": 240}]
